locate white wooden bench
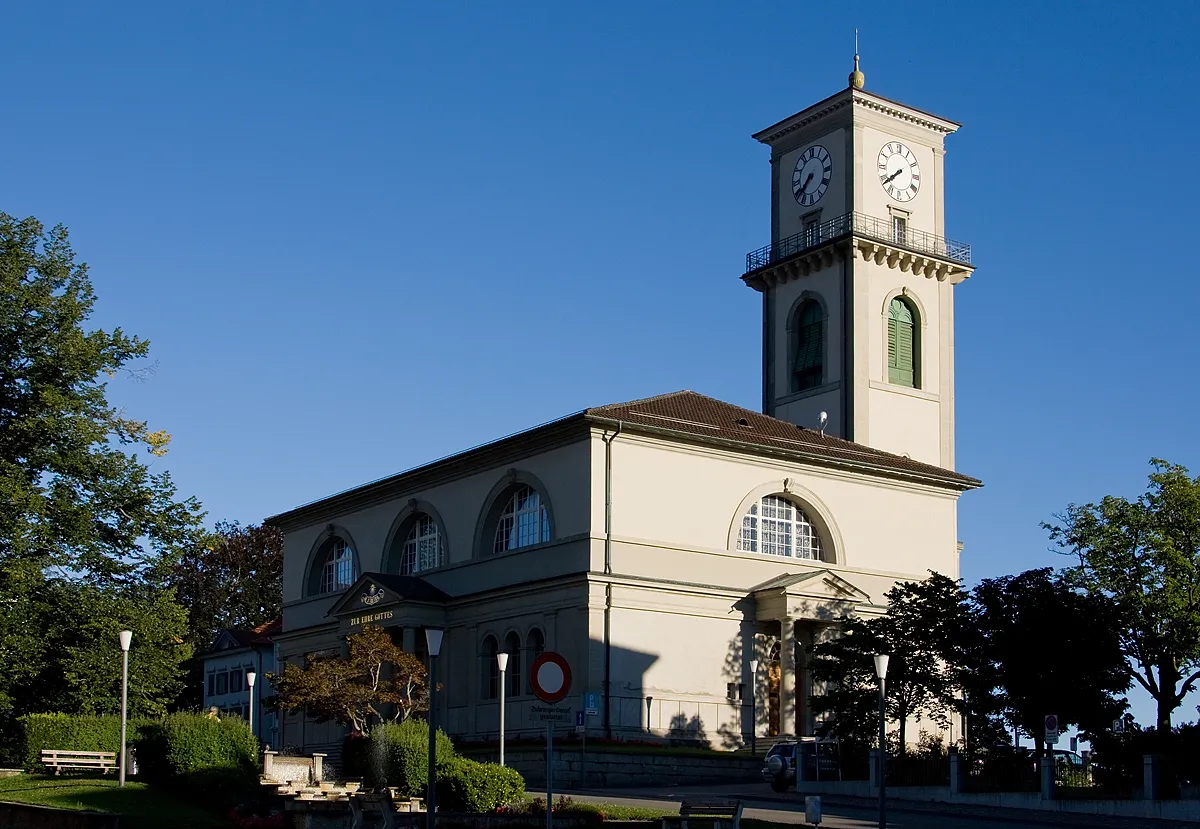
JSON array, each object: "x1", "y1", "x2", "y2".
[
  {"x1": 663, "y1": 798, "x2": 743, "y2": 829},
  {"x1": 40, "y1": 749, "x2": 118, "y2": 775}
]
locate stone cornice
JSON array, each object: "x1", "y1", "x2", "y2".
[
  {"x1": 851, "y1": 89, "x2": 960, "y2": 135},
  {"x1": 742, "y1": 237, "x2": 973, "y2": 292},
  {"x1": 752, "y1": 87, "x2": 959, "y2": 146}
]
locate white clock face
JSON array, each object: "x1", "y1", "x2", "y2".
[
  {"x1": 792, "y1": 145, "x2": 832, "y2": 207},
  {"x1": 878, "y1": 141, "x2": 921, "y2": 202}
]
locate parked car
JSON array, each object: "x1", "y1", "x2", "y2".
[
  {"x1": 1052, "y1": 749, "x2": 1085, "y2": 768},
  {"x1": 762, "y1": 742, "x2": 797, "y2": 792}
]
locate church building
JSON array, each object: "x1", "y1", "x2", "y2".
[{"x1": 268, "y1": 59, "x2": 980, "y2": 755}]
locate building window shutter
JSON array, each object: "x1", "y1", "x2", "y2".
[
  {"x1": 792, "y1": 301, "x2": 824, "y2": 391},
  {"x1": 887, "y1": 298, "x2": 917, "y2": 387}
]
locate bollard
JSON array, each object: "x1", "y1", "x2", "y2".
[{"x1": 804, "y1": 795, "x2": 822, "y2": 826}]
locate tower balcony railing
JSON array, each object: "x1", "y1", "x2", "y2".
[{"x1": 745, "y1": 211, "x2": 972, "y2": 273}]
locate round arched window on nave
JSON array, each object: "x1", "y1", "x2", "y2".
[{"x1": 736, "y1": 495, "x2": 823, "y2": 560}]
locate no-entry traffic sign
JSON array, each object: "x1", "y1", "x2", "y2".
[{"x1": 530, "y1": 651, "x2": 572, "y2": 704}]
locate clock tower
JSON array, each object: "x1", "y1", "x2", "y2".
[{"x1": 743, "y1": 57, "x2": 974, "y2": 469}]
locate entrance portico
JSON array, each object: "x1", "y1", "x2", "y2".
[
  {"x1": 753, "y1": 569, "x2": 872, "y2": 737},
  {"x1": 328, "y1": 572, "x2": 450, "y2": 651}
]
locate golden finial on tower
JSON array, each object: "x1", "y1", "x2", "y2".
[{"x1": 849, "y1": 29, "x2": 865, "y2": 89}]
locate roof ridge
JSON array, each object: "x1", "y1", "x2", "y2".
[{"x1": 586, "y1": 389, "x2": 692, "y2": 414}]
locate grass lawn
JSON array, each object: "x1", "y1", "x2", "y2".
[{"x1": 0, "y1": 774, "x2": 226, "y2": 829}]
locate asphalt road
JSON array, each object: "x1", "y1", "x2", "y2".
[{"x1": 531, "y1": 783, "x2": 1083, "y2": 829}]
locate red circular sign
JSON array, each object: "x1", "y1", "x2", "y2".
[{"x1": 529, "y1": 651, "x2": 572, "y2": 704}]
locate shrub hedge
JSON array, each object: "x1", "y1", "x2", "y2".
[
  {"x1": 18, "y1": 713, "x2": 153, "y2": 771},
  {"x1": 368, "y1": 718, "x2": 456, "y2": 795},
  {"x1": 136, "y1": 712, "x2": 257, "y2": 783},
  {"x1": 437, "y1": 756, "x2": 525, "y2": 812},
  {"x1": 19, "y1": 710, "x2": 258, "y2": 801}
]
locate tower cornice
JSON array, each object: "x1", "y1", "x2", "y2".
[{"x1": 752, "y1": 88, "x2": 959, "y2": 146}]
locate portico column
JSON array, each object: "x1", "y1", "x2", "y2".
[
  {"x1": 402, "y1": 627, "x2": 416, "y2": 654},
  {"x1": 779, "y1": 616, "x2": 796, "y2": 736}
]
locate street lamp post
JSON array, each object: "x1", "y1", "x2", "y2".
[
  {"x1": 118, "y1": 630, "x2": 133, "y2": 788},
  {"x1": 497, "y1": 652, "x2": 509, "y2": 767},
  {"x1": 425, "y1": 628, "x2": 444, "y2": 829},
  {"x1": 749, "y1": 659, "x2": 759, "y2": 754},
  {"x1": 873, "y1": 654, "x2": 890, "y2": 829},
  {"x1": 246, "y1": 671, "x2": 257, "y2": 740}
]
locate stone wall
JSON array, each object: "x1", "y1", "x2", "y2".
[{"x1": 461, "y1": 746, "x2": 761, "y2": 788}]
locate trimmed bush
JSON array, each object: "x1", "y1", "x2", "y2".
[
  {"x1": 135, "y1": 712, "x2": 257, "y2": 785},
  {"x1": 18, "y1": 713, "x2": 153, "y2": 771},
  {"x1": 437, "y1": 756, "x2": 525, "y2": 812},
  {"x1": 369, "y1": 718, "x2": 456, "y2": 795}
]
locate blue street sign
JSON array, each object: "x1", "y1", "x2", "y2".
[
  {"x1": 584, "y1": 692, "x2": 599, "y2": 715},
  {"x1": 575, "y1": 710, "x2": 585, "y2": 727}
]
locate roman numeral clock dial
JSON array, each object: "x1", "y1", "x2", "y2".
[
  {"x1": 792, "y1": 145, "x2": 832, "y2": 207},
  {"x1": 878, "y1": 141, "x2": 921, "y2": 202}
]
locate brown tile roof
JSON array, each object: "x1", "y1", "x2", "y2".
[
  {"x1": 230, "y1": 618, "x2": 281, "y2": 647},
  {"x1": 584, "y1": 390, "x2": 980, "y2": 489}
]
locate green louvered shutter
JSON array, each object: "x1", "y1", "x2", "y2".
[
  {"x1": 888, "y1": 298, "x2": 916, "y2": 387},
  {"x1": 793, "y1": 302, "x2": 824, "y2": 390}
]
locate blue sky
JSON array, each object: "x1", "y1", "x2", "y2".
[{"x1": 4, "y1": 2, "x2": 1199, "y2": 728}]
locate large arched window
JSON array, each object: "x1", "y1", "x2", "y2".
[
  {"x1": 492, "y1": 485, "x2": 550, "y2": 554},
  {"x1": 481, "y1": 635, "x2": 499, "y2": 700},
  {"x1": 736, "y1": 495, "x2": 823, "y2": 560},
  {"x1": 887, "y1": 297, "x2": 919, "y2": 388},
  {"x1": 503, "y1": 631, "x2": 522, "y2": 696},
  {"x1": 793, "y1": 299, "x2": 825, "y2": 392},
  {"x1": 318, "y1": 537, "x2": 357, "y2": 594},
  {"x1": 401, "y1": 514, "x2": 445, "y2": 574}
]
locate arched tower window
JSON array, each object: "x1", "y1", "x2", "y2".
[
  {"x1": 503, "y1": 631, "x2": 522, "y2": 696},
  {"x1": 317, "y1": 537, "x2": 357, "y2": 594},
  {"x1": 793, "y1": 299, "x2": 825, "y2": 392},
  {"x1": 401, "y1": 514, "x2": 445, "y2": 574},
  {"x1": 492, "y1": 485, "x2": 550, "y2": 554},
  {"x1": 887, "y1": 297, "x2": 919, "y2": 388},
  {"x1": 736, "y1": 495, "x2": 824, "y2": 561}
]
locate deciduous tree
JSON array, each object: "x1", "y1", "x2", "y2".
[
  {"x1": 270, "y1": 626, "x2": 429, "y2": 733},
  {"x1": 1047, "y1": 459, "x2": 1200, "y2": 730},
  {"x1": 172, "y1": 520, "x2": 283, "y2": 651},
  {"x1": 809, "y1": 572, "x2": 969, "y2": 752},
  {"x1": 971, "y1": 568, "x2": 1129, "y2": 749}
]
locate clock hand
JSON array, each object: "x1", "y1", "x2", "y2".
[
  {"x1": 800, "y1": 172, "x2": 814, "y2": 192},
  {"x1": 883, "y1": 168, "x2": 903, "y2": 185}
]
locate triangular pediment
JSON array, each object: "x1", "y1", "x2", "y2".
[
  {"x1": 753, "y1": 569, "x2": 872, "y2": 603},
  {"x1": 327, "y1": 572, "x2": 451, "y2": 617},
  {"x1": 209, "y1": 630, "x2": 242, "y2": 652}
]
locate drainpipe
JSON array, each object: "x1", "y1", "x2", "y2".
[{"x1": 601, "y1": 422, "x2": 622, "y2": 738}]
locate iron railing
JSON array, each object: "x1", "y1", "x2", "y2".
[{"x1": 745, "y1": 211, "x2": 972, "y2": 273}]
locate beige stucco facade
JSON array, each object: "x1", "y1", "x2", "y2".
[{"x1": 268, "y1": 71, "x2": 978, "y2": 757}]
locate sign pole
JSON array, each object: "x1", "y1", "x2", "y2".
[
  {"x1": 546, "y1": 721, "x2": 554, "y2": 829},
  {"x1": 581, "y1": 726, "x2": 587, "y2": 789}
]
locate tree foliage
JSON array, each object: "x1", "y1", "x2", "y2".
[
  {"x1": 270, "y1": 626, "x2": 429, "y2": 732},
  {"x1": 810, "y1": 572, "x2": 968, "y2": 752},
  {"x1": 1047, "y1": 459, "x2": 1200, "y2": 730},
  {"x1": 0, "y1": 213, "x2": 204, "y2": 587},
  {"x1": 0, "y1": 212, "x2": 204, "y2": 732},
  {"x1": 0, "y1": 579, "x2": 191, "y2": 720},
  {"x1": 171, "y1": 520, "x2": 282, "y2": 651},
  {"x1": 970, "y1": 568, "x2": 1128, "y2": 747}
]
